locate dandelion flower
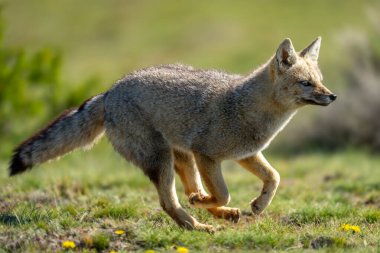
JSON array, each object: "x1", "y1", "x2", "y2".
[
  {"x1": 114, "y1": 229, "x2": 125, "y2": 235},
  {"x1": 145, "y1": 250, "x2": 155, "y2": 253},
  {"x1": 350, "y1": 225, "x2": 361, "y2": 233},
  {"x1": 62, "y1": 240, "x2": 76, "y2": 249},
  {"x1": 177, "y1": 246, "x2": 189, "y2": 253},
  {"x1": 109, "y1": 251, "x2": 117, "y2": 253},
  {"x1": 340, "y1": 224, "x2": 361, "y2": 233}
]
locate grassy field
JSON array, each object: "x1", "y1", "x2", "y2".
[{"x1": 0, "y1": 141, "x2": 379, "y2": 252}]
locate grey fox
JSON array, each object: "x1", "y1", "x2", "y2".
[{"x1": 9, "y1": 37, "x2": 336, "y2": 232}]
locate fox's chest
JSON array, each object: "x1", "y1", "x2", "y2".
[{"x1": 216, "y1": 110, "x2": 297, "y2": 160}]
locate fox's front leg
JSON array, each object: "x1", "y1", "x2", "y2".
[{"x1": 238, "y1": 152, "x2": 280, "y2": 215}]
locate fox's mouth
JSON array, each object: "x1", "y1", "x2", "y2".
[
  {"x1": 301, "y1": 98, "x2": 331, "y2": 106},
  {"x1": 301, "y1": 94, "x2": 337, "y2": 106}
]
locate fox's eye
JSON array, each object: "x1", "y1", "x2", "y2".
[{"x1": 299, "y1": 80, "x2": 311, "y2": 86}]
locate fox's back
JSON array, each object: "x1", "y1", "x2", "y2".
[
  {"x1": 123, "y1": 63, "x2": 241, "y2": 94},
  {"x1": 104, "y1": 64, "x2": 242, "y2": 149}
]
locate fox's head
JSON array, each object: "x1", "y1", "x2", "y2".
[{"x1": 271, "y1": 37, "x2": 336, "y2": 108}]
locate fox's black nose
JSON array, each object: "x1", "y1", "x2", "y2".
[{"x1": 329, "y1": 94, "x2": 337, "y2": 101}]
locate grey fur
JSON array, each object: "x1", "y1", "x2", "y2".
[{"x1": 105, "y1": 63, "x2": 295, "y2": 163}]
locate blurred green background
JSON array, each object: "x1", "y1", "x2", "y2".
[
  {"x1": 2, "y1": 0, "x2": 377, "y2": 80},
  {"x1": 1, "y1": 0, "x2": 379, "y2": 158}
]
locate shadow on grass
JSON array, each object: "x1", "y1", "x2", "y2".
[
  {"x1": 0, "y1": 205, "x2": 55, "y2": 226},
  {"x1": 0, "y1": 213, "x2": 29, "y2": 226}
]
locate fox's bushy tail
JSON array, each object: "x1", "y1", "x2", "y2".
[{"x1": 9, "y1": 94, "x2": 105, "y2": 176}]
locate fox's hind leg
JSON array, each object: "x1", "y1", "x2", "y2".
[
  {"x1": 238, "y1": 152, "x2": 280, "y2": 215},
  {"x1": 105, "y1": 120, "x2": 214, "y2": 232},
  {"x1": 174, "y1": 150, "x2": 240, "y2": 222},
  {"x1": 174, "y1": 150, "x2": 206, "y2": 196},
  {"x1": 149, "y1": 151, "x2": 214, "y2": 232}
]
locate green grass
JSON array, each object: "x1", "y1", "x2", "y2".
[{"x1": 0, "y1": 142, "x2": 379, "y2": 252}]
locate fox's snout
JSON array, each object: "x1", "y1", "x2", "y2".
[
  {"x1": 315, "y1": 85, "x2": 337, "y2": 106},
  {"x1": 316, "y1": 92, "x2": 337, "y2": 106},
  {"x1": 303, "y1": 89, "x2": 337, "y2": 106}
]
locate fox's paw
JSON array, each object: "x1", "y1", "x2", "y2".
[
  {"x1": 250, "y1": 198, "x2": 265, "y2": 215},
  {"x1": 194, "y1": 222, "x2": 215, "y2": 234},
  {"x1": 208, "y1": 207, "x2": 241, "y2": 223},
  {"x1": 189, "y1": 192, "x2": 208, "y2": 207},
  {"x1": 224, "y1": 208, "x2": 241, "y2": 223}
]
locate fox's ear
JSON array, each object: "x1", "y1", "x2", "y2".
[
  {"x1": 276, "y1": 38, "x2": 297, "y2": 69},
  {"x1": 300, "y1": 37, "x2": 321, "y2": 62}
]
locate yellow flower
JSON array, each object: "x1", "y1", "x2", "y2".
[
  {"x1": 114, "y1": 229, "x2": 125, "y2": 235},
  {"x1": 340, "y1": 224, "x2": 361, "y2": 233},
  {"x1": 109, "y1": 251, "x2": 117, "y2": 253},
  {"x1": 145, "y1": 250, "x2": 155, "y2": 253},
  {"x1": 62, "y1": 240, "x2": 76, "y2": 249},
  {"x1": 176, "y1": 246, "x2": 189, "y2": 253},
  {"x1": 350, "y1": 225, "x2": 361, "y2": 233}
]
